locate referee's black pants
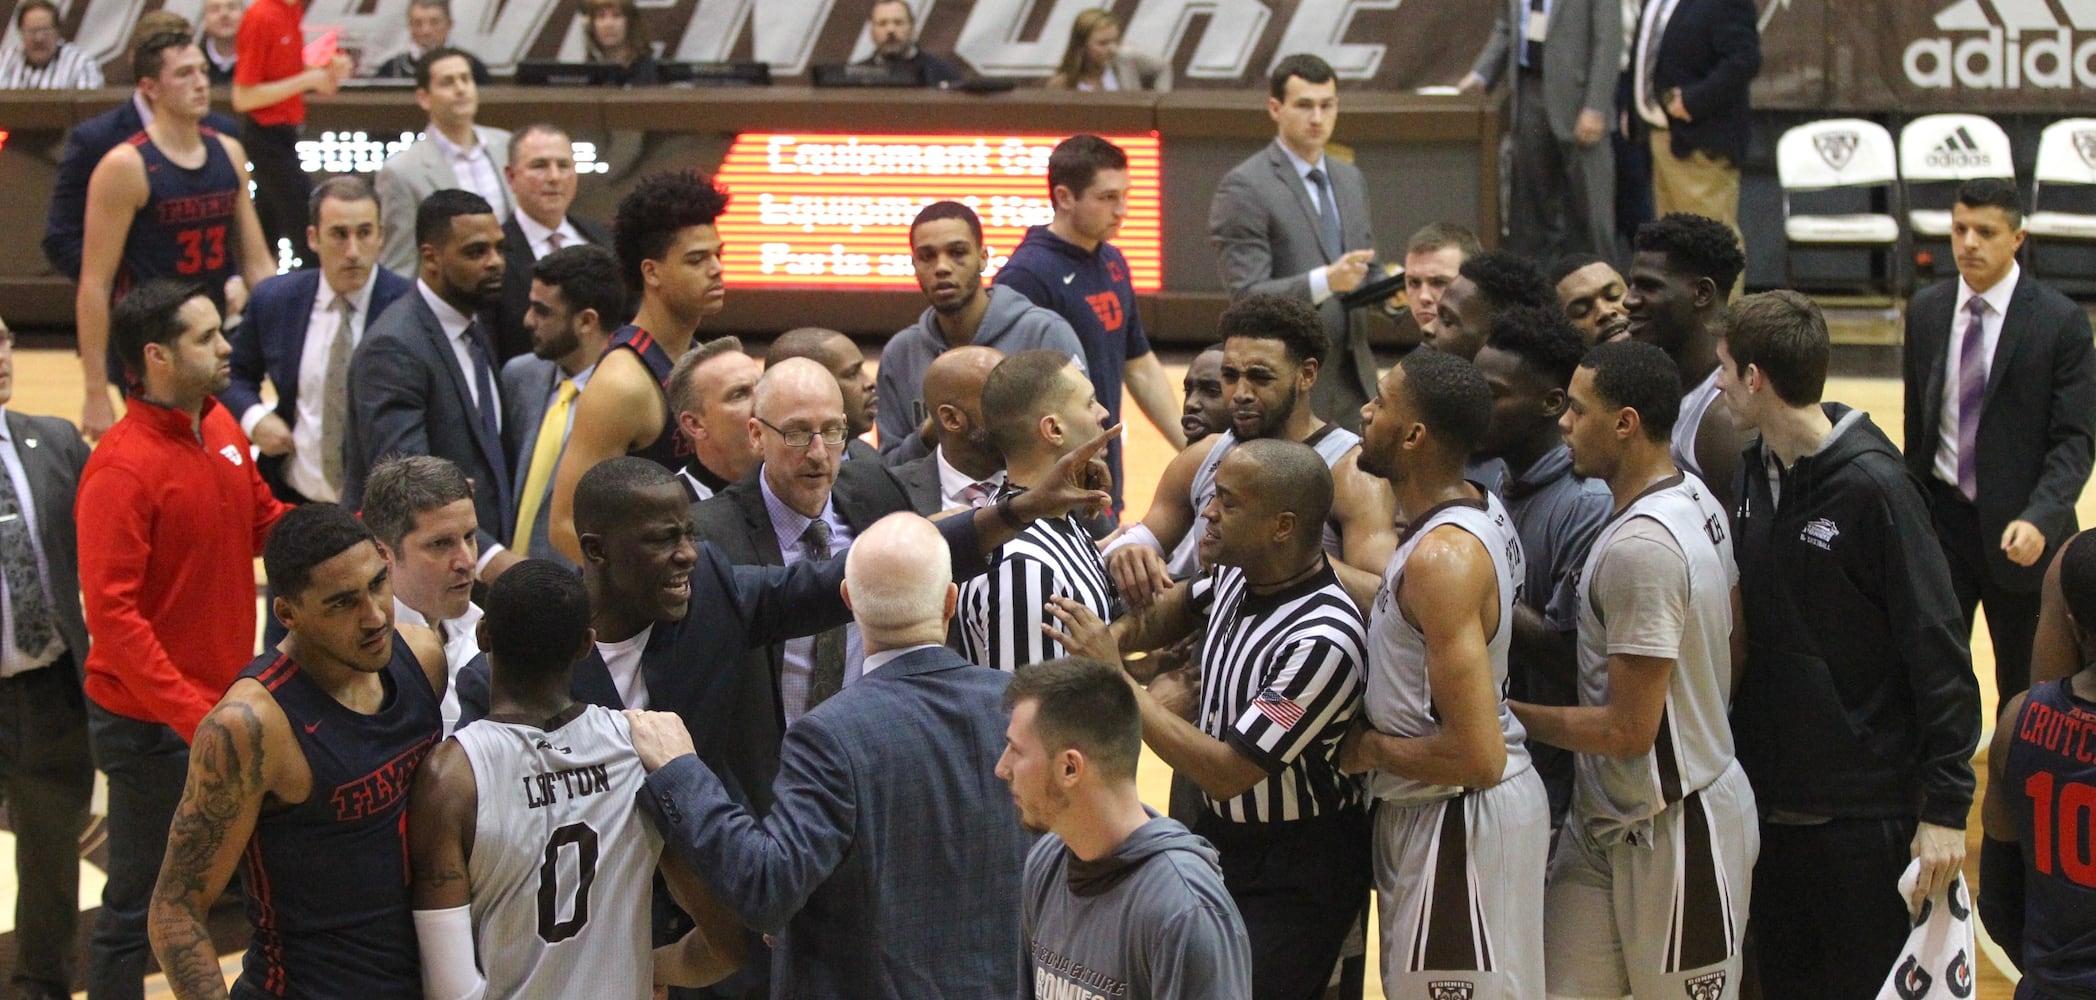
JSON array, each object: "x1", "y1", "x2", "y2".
[
  {"x1": 240, "y1": 118, "x2": 312, "y2": 268},
  {"x1": 1196, "y1": 805, "x2": 1371, "y2": 1000},
  {"x1": 1750, "y1": 816, "x2": 1917, "y2": 1000},
  {"x1": 1928, "y1": 479, "x2": 2041, "y2": 699}
]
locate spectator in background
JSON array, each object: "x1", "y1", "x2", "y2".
[
  {"x1": 1397, "y1": 222, "x2": 1480, "y2": 346},
  {"x1": 857, "y1": 0, "x2": 963, "y2": 87},
  {"x1": 198, "y1": 0, "x2": 242, "y2": 84},
  {"x1": 1632, "y1": 0, "x2": 1760, "y2": 241},
  {"x1": 371, "y1": 0, "x2": 491, "y2": 83},
  {"x1": 495, "y1": 123, "x2": 612, "y2": 362},
  {"x1": 582, "y1": 0, "x2": 658, "y2": 85},
  {"x1": 233, "y1": 0, "x2": 355, "y2": 269},
  {"x1": 77, "y1": 280, "x2": 290, "y2": 1000},
  {"x1": 0, "y1": 0, "x2": 105, "y2": 89},
  {"x1": 376, "y1": 47, "x2": 514, "y2": 276},
  {"x1": 43, "y1": 11, "x2": 244, "y2": 282},
  {"x1": 1044, "y1": 9, "x2": 1170, "y2": 92}
]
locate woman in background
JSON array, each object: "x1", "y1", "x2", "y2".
[
  {"x1": 1045, "y1": 10, "x2": 1170, "y2": 92},
  {"x1": 583, "y1": 0, "x2": 658, "y2": 85}
]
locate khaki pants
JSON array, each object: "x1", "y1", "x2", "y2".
[{"x1": 1650, "y1": 129, "x2": 1745, "y2": 297}]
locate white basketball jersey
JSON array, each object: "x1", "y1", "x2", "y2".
[
  {"x1": 1572, "y1": 473, "x2": 1740, "y2": 840},
  {"x1": 1670, "y1": 369, "x2": 1722, "y2": 481},
  {"x1": 1364, "y1": 492, "x2": 1530, "y2": 805},
  {"x1": 452, "y1": 706, "x2": 662, "y2": 1000},
  {"x1": 1187, "y1": 426, "x2": 1357, "y2": 566}
]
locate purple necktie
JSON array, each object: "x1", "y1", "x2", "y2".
[{"x1": 1956, "y1": 295, "x2": 1988, "y2": 502}]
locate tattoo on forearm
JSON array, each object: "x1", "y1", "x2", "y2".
[{"x1": 151, "y1": 702, "x2": 265, "y2": 1000}]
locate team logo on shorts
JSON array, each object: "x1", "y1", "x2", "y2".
[
  {"x1": 1684, "y1": 970, "x2": 1727, "y2": 1000},
  {"x1": 1427, "y1": 982, "x2": 1475, "y2": 1000}
]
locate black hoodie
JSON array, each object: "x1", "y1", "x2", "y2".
[{"x1": 1731, "y1": 403, "x2": 1982, "y2": 828}]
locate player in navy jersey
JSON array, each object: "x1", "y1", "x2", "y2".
[
  {"x1": 547, "y1": 169, "x2": 729, "y2": 563},
  {"x1": 148, "y1": 503, "x2": 448, "y2": 999},
  {"x1": 1982, "y1": 528, "x2": 2096, "y2": 997},
  {"x1": 75, "y1": 31, "x2": 270, "y2": 440}
]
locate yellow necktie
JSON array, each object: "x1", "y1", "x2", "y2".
[{"x1": 513, "y1": 379, "x2": 578, "y2": 555}]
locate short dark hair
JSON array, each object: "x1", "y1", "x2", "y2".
[
  {"x1": 507, "y1": 123, "x2": 571, "y2": 163},
  {"x1": 1485, "y1": 305, "x2": 1586, "y2": 389},
  {"x1": 1723, "y1": 290, "x2": 1828, "y2": 406},
  {"x1": 415, "y1": 188, "x2": 495, "y2": 252},
  {"x1": 1634, "y1": 213, "x2": 1745, "y2": 293},
  {"x1": 413, "y1": 45, "x2": 473, "y2": 90},
  {"x1": 1216, "y1": 293, "x2": 1328, "y2": 366},
  {"x1": 612, "y1": 169, "x2": 731, "y2": 295},
  {"x1": 2060, "y1": 530, "x2": 2096, "y2": 636},
  {"x1": 532, "y1": 244, "x2": 626, "y2": 327},
  {"x1": 1547, "y1": 251, "x2": 1607, "y2": 287},
  {"x1": 407, "y1": 0, "x2": 452, "y2": 15},
  {"x1": 133, "y1": 31, "x2": 194, "y2": 81},
  {"x1": 307, "y1": 174, "x2": 378, "y2": 227},
  {"x1": 111, "y1": 279, "x2": 209, "y2": 381},
  {"x1": 1233, "y1": 438, "x2": 1333, "y2": 540},
  {"x1": 485, "y1": 560, "x2": 591, "y2": 681},
  {"x1": 1046, "y1": 134, "x2": 1128, "y2": 203},
  {"x1": 982, "y1": 349, "x2": 1080, "y2": 459},
  {"x1": 1580, "y1": 340, "x2": 1682, "y2": 442},
  {"x1": 264, "y1": 503, "x2": 379, "y2": 601},
  {"x1": 361, "y1": 455, "x2": 474, "y2": 552},
  {"x1": 870, "y1": 0, "x2": 914, "y2": 22},
  {"x1": 765, "y1": 327, "x2": 847, "y2": 368},
  {"x1": 14, "y1": 0, "x2": 56, "y2": 30},
  {"x1": 1406, "y1": 222, "x2": 1482, "y2": 260},
  {"x1": 1269, "y1": 52, "x2": 1335, "y2": 101},
  {"x1": 1398, "y1": 347, "x2": 1492, "y2": 455},
  {"x1": 910, "y1": 200, "x2": 983, "y2": 247},
  {"x1": 1460, "y1": 250, "x2": 1554, "y2": 314},
  {"x1": 1005, "y1": 657, "x2": 1141, "y2": 783},
  {"x1": 1957, "y1": 177, "x2": 2025, "y2": 230},
  {"x1": 574, "y1": 457, "x2": 678, "y2": 538},
  {"x1": 669, "y1": 336, "x2": 747, "y2": 416}
]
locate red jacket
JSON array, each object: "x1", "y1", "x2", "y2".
[
  {"x1": 234, "y1": 0, "x2": 309, "y2": 127},
  {"x1": 79, "y1": 395, "x2": 288, "y2": 740}
]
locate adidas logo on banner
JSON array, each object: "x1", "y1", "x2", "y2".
[
  {"x1": 1906, "y1": 0, "x2": 2096, "y2": 90},
  {"x1": 1926, "y1": 126, "x2": 1995, "y2": 168}
]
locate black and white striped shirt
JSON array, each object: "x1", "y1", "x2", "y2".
[
  {"x1": 1192, "y1": 562, "x2": 1367, "y2": 823},
  {"x1": 959, "y1": 512, "x2": 1115, "y2": 672},
  {"x1": 0, "y1": 42, "x2": 104, "y2": 89}
]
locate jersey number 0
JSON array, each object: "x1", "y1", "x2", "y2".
[{"x1": 537, "y1": 822, "x2": 600, "y2": 943}]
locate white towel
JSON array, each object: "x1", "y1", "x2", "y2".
[{"x1": 1876, "y1": 859, "x2": 1979, "y2": 999}]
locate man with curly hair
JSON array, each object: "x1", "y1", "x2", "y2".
[
  {"x1": 1429, "y1": 249, "x2": 1555, "y2": 362},
  {"x1": 1624, "y1": 212, "x2": 1745, "y2": 513},
  {"x1": 545, "y1": 169, "x2": 729, "y2": 563}
]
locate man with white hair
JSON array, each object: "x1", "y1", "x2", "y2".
[{"x1": 626, "y1": 512, "x2": 1032, "y2": 999}]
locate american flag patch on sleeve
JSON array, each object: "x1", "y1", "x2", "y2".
[{"x1": 1253, "y1": 690, "x2": 1305, "y2": 729}]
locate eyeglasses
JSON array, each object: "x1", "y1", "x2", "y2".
[{"x1": 756, "y1": 417, "x2": 848, "y2": 450}]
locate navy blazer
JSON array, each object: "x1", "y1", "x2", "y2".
[
  {"x1": 641, "y1": 645, "x2": 1029, "y2": 1000},
  {"x1": 221, "y1": 268, "x2": 414, "y2": 431},
  {"x1": 341, "y1": 289, "x2": 515, "y2": 543},
  {"x1": 43, "y1": 96, "x2": 242, "y2": 280},
  {"x1": 1647, "y1": 0, "x2": 1761, "y2": 165}
]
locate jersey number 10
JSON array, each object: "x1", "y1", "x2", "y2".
[
  {"x1": 2024, "y1": 771, "x2": 2096, "y2": 887},
  {"x1": 537, "y1": 822, "x2": 600, "y2": 943}
]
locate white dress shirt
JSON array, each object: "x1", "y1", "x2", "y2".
[
  {"x1": 393, "y1": 597, "x2": 483, "y2": 736},
  {"x1": 760, "y1": 473, "x2": 863, "y2": 723},
  {"x1": 862, "y1": 642, "x2": 943, "y2": 677},
  {"x1": 238, "y1": 276, "x2": 377, "y2": 502},
  {"x1": 1934, "y1": 263, "x2": 2019, "y2": 489},
  {"x1": 0, "y1": 412, "x2": 61, "y2": 677},
  {"x1": 599, "y1": 625, "x2": 652, "y2": 710},
  {"x1": 416, "y1": 280, "x2": 496, "y2": 423},
  {"x1": 1277, "y1": 142, "x2": 1338, "y2": 305},
  {"x1": 427, "y1": 128, "x2": 509, "y2": 220},
  {"x1": 515, "y1": 211, "x2": 585, "y2": 260},
  {"x1": 935, "y1": 446, "x2": 1005, "y2": 511}
]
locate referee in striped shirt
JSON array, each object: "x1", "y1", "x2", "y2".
[
  {"x1": 958, "y1": 349, "x2": 1120, "y2": 671},
  {"x1": 1047, "y1": 437, "x2": 1371, "y2": 1000},
  {"x1": 0, "y1": 1, "x2": 104, "y2": 89}
]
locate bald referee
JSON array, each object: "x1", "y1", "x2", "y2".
[{"x1": 1047, "y1": 438, "x2": 1369, "y2": 1000}]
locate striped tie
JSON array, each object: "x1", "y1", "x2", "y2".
[{"x1": 1955, "y1": 295, "x2": 1987, "y2": 502}]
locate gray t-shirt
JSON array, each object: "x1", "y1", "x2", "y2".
[{"x1": 1022, "y1": 816, "x2": 1251, "y2": 1000}]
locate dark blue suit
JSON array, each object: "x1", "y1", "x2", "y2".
[
  {"x1": 221, "y1": 268, "x2": 414, "y2": 440},
  {"x1": 42, "y1": 95, "x2": 242, "y2": 280},
  {"x1": 641, "y1": 645, "x2": 1028, "y2": 1000}
]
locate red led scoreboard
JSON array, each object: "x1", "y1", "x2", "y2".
[{"x1": 712, "y1": 132, "x2": 1163, "y2": 293}]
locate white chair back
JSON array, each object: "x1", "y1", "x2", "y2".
[
  {"x1": 1778, "y1": 119, "x2": 1898, "y2": 192},
  {"x1": 2035, "y1": 118, "x2": 2096, "y2": 187},
  {"x1": 1899, "y1": 114, "x2": 2015, "y2": 182}
]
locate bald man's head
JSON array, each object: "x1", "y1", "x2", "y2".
[
  {"x1": 922, "y1": 345, "x2": 1005, "y2": 472},
  {"x1": 751, "y1": 358, "x2": 849, "y2": 518},
  {"x1": 844, "y1": 513, "x2": 956, "y2": 646}
]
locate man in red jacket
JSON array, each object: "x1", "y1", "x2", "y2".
[{"x1": 77, "y1": 278, "x2": 289, "y2": 1000}]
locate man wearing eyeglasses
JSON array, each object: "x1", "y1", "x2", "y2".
[{"x1": 0, "y1": 0, "x2": 104, "y2": 89}]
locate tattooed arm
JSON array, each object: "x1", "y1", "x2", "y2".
[
  {"x1": 149, "y1": 683, "x2": 293, "y2": 1000},
  {"x1": 407, "y1": 740, "x2": 485, "y2": 1000}
]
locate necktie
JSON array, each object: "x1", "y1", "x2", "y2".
[
  {"x1": 512, "y1": 379, "x2": 578, "y2": 555},
  {"x1": 546, "y1": 230, "x2": 565, "y2": 253},
  {"x1": 1522, "y1": 0, "x2": 1547, "y2": 67},
  {"x1": 465, "y1": 324, "x2": 508, "y2": 485},
  {"x1": 958, "y1": 481, "x2": 995, "y2": 509},
  {"x1": 1956, "y1": 295, "x2": 1988, "y2": 502},
  {"x1": 0, "y1": 462, "x2": 55, "y2": 661},
  {"x1": 1306, "y1": 167, "x2": 1342, "y2": 260},
  {"x1": 801, "y1": 520, "x2": 848, "y2": 710},
  {"x1": 320, "y1": 297, "x2": 354, "y2": 496}
]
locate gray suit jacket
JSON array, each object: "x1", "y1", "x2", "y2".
[
  {"x1": 498, "y1": 354, "x2": 578, "y2": 569},
  {"x1": 8, "y1": 411, "x2": 90, "y2": 666},
  {"x1": 1472, "y1": 0, "x2": 1621, "y2": 141},
  {"x1": 688, "y1": 463, "x2": 913, "y2": 816},
  {"x1": 375, "y1": 124, "x2": 516, "y2": 276},
  {"x1": 342, "y1": 289, "x2": 514, "y2": 545},
  {"x1": 640, "y1": 645, "x2": 1028, "y2": 1000},
  {"x1": 1208, "y1": 140, "x2": 1378, "y2": 428}
]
